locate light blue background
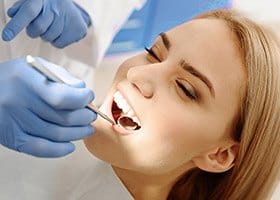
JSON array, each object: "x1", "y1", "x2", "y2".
[{"x1": 107, "y1": 0, "x2": 232, "y2": 54}]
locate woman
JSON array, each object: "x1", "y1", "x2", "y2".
[{"x1": 83, "y1": 9, "x2": 280, "y2": 200}]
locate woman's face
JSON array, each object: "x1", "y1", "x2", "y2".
[{"x1": 85, "y1": 18, "x2": 245, "y2": 175}]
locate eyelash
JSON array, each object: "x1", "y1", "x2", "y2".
[
  {"x1": 144, "y1": 46, "x2": 197, "y2": 101},
  {"x1": 144, "y1": 46, "x2": 161, "y2": 62},
  {"x1": 176, "y1": 80, "x2": 197, "y2": 100}
]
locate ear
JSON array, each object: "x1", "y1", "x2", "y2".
[{"x1": 192, "y1": 142, "x2": 239, "y2": 173}]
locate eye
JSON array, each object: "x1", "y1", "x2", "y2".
[
  {"x1": 176, "y1": 80, "x2": 197, "y2": 100},
  {"x1": 144, "y1": 46, "x2": 161, "y2": 62}
]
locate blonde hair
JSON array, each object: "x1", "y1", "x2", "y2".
[{"x1": 168, "y1": 9, "x2": 280, "y2": 200}]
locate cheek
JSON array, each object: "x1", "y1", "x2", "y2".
[
  {"x1": 133, "y1": 109, "x2": 220, "y2": 170},
  {"x1": 124, "y1": 111, "x2": 199, "y2": 173}
]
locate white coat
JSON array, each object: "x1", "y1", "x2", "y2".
[
  {"x1": 0, "y1": 0, "x2": 146, "y2": 199},
  {"x1": 0, "y1": 0, "x2": 146, "y2": 88}
]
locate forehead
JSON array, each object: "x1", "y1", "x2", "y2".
[
  {"x1": 166, "y1": 19, "x2": 240, "y2": 63},
  {"x1": 166, "y1": 18, "x2": 245, "y2": 109}
]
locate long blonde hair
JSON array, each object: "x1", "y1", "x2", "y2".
[{"x1": 168, "y1": 9, "x2": 280, "y2": 200}]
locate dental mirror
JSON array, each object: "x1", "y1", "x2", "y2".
[{"x1": 117, "y1": 115, "x2": 141, "y2": 131}]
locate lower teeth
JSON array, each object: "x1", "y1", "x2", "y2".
[{"x1": 117, "y1": 115, "x2": 140, "y2": 130}]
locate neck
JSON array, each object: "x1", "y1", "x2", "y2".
[{"x1": 112, "y1": 163, "x2": 194, "y2": 200}]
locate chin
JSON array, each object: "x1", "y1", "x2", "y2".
[{"x1": 83, "y1": 84, "x2": 145, "y2": 167}]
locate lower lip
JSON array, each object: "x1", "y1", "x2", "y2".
[{"x1": 112, "y1": 124, "x2": 133, "y2": 135}]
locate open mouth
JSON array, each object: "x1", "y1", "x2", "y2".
[{"x1": 111, "y1": 91, "x2": 141, "y2": 131}]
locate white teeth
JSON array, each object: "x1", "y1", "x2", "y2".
[
  {"x1": 120, "y1": 101, "x2": 130, "y2": 113},
  {"x1": 128, "y1": 110, "x2": 134, "y2": 116},
  {"x1": 113, "y1": 91, "x2": 141, "y2": 127},
  {"x1": 113, "y1": 91, "x2": 122, "y2": 99}
]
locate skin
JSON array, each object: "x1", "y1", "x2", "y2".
[{"x1": 84, "y1": 18, "x2": 246, "y2": 199}]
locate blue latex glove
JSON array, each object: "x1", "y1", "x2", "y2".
[
  {"x1": 2, "y1": 0, "x2": 91, "y2": 48},
  {"x1": 0, "y1": 57, "x2": 96, "y2": 157}
]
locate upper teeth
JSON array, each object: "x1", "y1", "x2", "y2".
[{"x1": 113, "y1": 91, "x2": 141, "y2": 126}]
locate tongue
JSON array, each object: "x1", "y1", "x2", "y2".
[
  {"x1": 112, "y1": 101, "x2": 122, "y2": 121},
  {"x1": 118, "y1": 116, "x2": 140, "y2": 130}
]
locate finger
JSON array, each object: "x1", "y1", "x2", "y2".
[
  {"x1": 29, "y1": 96, "x2": 97, "y2": 126},
  {"x1": 16, "y1": 133, "x2": 75, "y2": 158},
  {"x1": 40, "y1": 15, "x2": 64, "y2": 42},
  {"x1": 52, "y1": 14, "x2": 87, "y2": 48},
  {"x1": 14, "y1": 108, "x2": 94, "y2": 142},
  {"x1": 52, "y1": 22, "x2": 87, "y2": 48},
  {"x1": 73, "y1": 2, "x2": 91, "y2": 27},
  {"x1": 40, "y1": 82, "x2": 94, "y2": 110},
  {"x1": 80, "y1": 10, "x2": 91, "y2": 27},
  {"x1": 52, "y1": 24, "x2": 87, "y2": 48},
  {"x1": 71, "y1": 81, "x2": 86, "y2": 88},
  {"x1": 2, "y1": 0, "x2": 43, "y2": 41},
  {"x1": 7, "y1": 0, "x2": 26, "y2": 17},
  {"x1": 26, "y1": 10, "x2": 54, "y2": 38},
  {"x1": 21, "y1": 57, "x2": 94, "y2": 110}
]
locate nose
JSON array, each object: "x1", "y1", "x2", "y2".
[{"x1": 127, "y1": 65, "x2": 156, "y2": 98}]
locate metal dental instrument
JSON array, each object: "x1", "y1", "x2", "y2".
[{"x1": 26, "y1": 55, "x2": 115, "y2": 125}]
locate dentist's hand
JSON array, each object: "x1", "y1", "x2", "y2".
[
  {"x1": 0, "y1": 58, "x2": 96, "y2": 157},
  {"x1": 2, "y1": 0, "x2": 91, "y2": 48}
]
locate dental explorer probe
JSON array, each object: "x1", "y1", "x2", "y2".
[{"x1": 26, "y1": 55, "x2": 115, "y2": 125}]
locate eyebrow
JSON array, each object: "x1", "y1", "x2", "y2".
[{"x1": 159, "y1": 32, "x2": 215, "y2": 98}]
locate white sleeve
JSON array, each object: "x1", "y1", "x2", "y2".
[{"x1": 63, "y1": 0, "x2": 147, "y2": 68}]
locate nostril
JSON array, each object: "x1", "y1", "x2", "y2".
[
  {"x1": 132, "y1": 82, "x2": 153, "y2": 98},
  {"x1": 132, "y1": 82, "x2": 141, "y2": 93},
  {"x1": 127, "y1": 67, "x2": 154, "y2": 98}
]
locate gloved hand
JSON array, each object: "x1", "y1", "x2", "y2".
[
  {"x1": 0, "y1": 57, "x2": 96, "y2": 157},
  {"x1": 2, "y1": 0, "x2": 91, "y2": 48}
]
